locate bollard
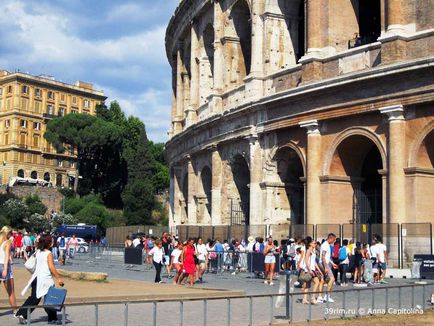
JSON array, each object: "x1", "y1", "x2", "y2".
[{"x1": 95, "y1": 304, "x2": 99, "y2": 326}]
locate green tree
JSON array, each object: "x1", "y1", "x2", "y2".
[
  {"x1": 2, "y1": 199, "x2": 29, "y2": 228},
  {"x1": 25, "y1": 195, "x2": 47, "y2": 216}
]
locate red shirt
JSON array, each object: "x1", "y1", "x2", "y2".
[{"x1": 14, "y1": 235, "x2": 23, "y2": 248}]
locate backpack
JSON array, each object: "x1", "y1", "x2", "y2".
[
  {"x1": 147, "y1": 239, "x2": 154, "y2": 248},
  {"x1": 338, "y1": 247, "x2": 347, "y2": 262},
  {"x1": 332, "y1": 244, "x2": 340, "y2": 259},
  {"x1": 60, "y1": 238, "x2": 65, "y2": 248}
]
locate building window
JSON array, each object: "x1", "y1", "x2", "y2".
[
  {"x1": 20, "y1": 120, "x2": 27, "y2": 128},
  {"x1": 7, "y1": 85, "x2": 12, "y2": 94},
  {"x1": 5, "y1": 120, "x2": 10, "y2": 129},
  {"x1": 70, "y1": 161, "x2": 76, "y2": 168},
  {"x1": 20, "y1": 134, "x2": 26, "y2": 146},
  {"x1": 33, "y1": 136, "x2": 39, "y2": 147},
  {"x1": 32, "y1": 155, "x2": 38, "y2": 164},
  {"x1": 6, "y1": 98, "x2": 11, "y2": 110},
  {"x1": 4, "y1": 133, "x2": 8, "y2": 145},
  {"x1": 31, "y1": 170, "x2": 37, "y2": 179},
  {"x1": 21, "y1": 98, "x2": 28, "y2": 111},
  {"x1": 59, "y1": 107, "x2": 65, "y2": 116},
  {"x1": 57, "y1": 159, "x2": 63, "y2": 167},
  {"x1": 0, "y1": 87, "x2": 3, "y2": 96},
  {"x1": 60, "y1": 94, "x2": 65, "y2": 102},
  {"x1": 56, "y1": 174, "x2": 62, "y2": 187},
  {"x1": 33, "y1": 122, "x2": 40, "y2": 130},
  {"x1": 44, "y1": 172, "x2": 50, "y2": 182},
  {"x1": 84, "y1": 99, "x2": 90, "y2": 109},
  {"x1": 17, "y1": 169, "x2": 24, "y2": 178},
  {"x1": 22, "y1": 85, "x2": 28, "y2": 94},
  {"x1": 35, "y1": 88, "x2": 41, "y2": 98},
  {"x1": 34, "y1": 101, "x2": 41, "y2": 113},
  {"x1": 72, "y1": 96, "x2": 77, "y2": 104},
  {"x1": 71, "y1": 109, "x2": 78, "y2": 114},
  {"x1": 47, "y1": 104, "x2": 54, "y2": 115},
  {"x1": 47, "y1": 91, "x2": 54, "y2": 100}
]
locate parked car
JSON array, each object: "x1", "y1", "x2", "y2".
[{"x1": 65, "y1": 237, "x2": 89, "y2": 253}]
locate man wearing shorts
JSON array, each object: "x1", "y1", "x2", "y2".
[
  {"x1": 161, "y1": 232, "x2": 172, "y2": 277},
  {"x1": 320, "y1": 233, "x2": 338, "y2": 303}
]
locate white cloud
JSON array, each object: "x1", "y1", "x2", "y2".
[{"x1": 0, "y1": 0, "x2": 176, "y2": 142}]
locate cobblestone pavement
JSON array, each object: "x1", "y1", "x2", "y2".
[{"x1": 1, "y1": 252, "x2": 433, "y2": 326}]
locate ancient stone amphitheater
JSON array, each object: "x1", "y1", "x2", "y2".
[{"x1": 165, "y1": 0, "x2": 434, "y2": 238}]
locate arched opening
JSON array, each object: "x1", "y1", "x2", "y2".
[
  {"x1": 230, "y1": 154, "x2": 250, "y2": 225},
  {"x1": 17, "y1": 169, "x2": 24, "y2": 178},
  {"x1": 182, "y1": 173, "x2": 188, "y2": 222},
  {"x1": 56, "y1": 174, "x2": 63, "y2": 187},
  {"x1": 44, "y1": 172, "x2": 50, "y2": 182},
  {"x1": 278, "y1": 0, "x2": 305, "y2": 63},
  {"x1": 203, "y1": 24, "x2": 215, "y2": 76},
  {"x1": 231, "y1": 0, "x2": 252, "y2": 76},
  {"x1": 330, "y1": 135, "x2": 383, "y2": 224},
  {"x1": 200, "y1": 166, "x2": 212, "y2": 221},
  {"x1": 416, "y1": 130, "x2": 434, "y2": 168},
  {"x1": 30, "y1": 171, "x2": 37, "y2": 179},
  {"x1": 274, "y1": 147, "x2": 305, "y2": 224},
  {"x1": 351, "y1": 0, "x2": 381, "y2": 47}
]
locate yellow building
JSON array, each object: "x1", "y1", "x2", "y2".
[{"x1": 0, "y1": 70, "x2": 106, "y2": 187}]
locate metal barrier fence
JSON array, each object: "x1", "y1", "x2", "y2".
[
  {"x1": 2, "y1": 282, "x2": 432, "y2": 325},
  {"x1": 106, "y1": 223, "x2": 433, "y2": 268}
]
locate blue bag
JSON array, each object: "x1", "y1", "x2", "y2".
[{"x1": 44, "y1": 286, "x2": 67, "y2": 311}]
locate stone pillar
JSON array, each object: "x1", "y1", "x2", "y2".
[
  {"x1": 186, "y1": 23, "x2": 199, "y2": 127},
  {"x1": 186, "y1": 156, "x2": 197, "y2": 224},
  {"x1": 379, "y1": 105, "x2": 406, "y2": 224},
  {"x1": 172, "y1": 166, "x2": 182, "y2": 226},
  {"x1": 212, "y1": 0, "x2": 224, "y2": 114},
  {"x1": 211, "y1": 145, "x2": 222, "y2": 225},
  {"x1": 182, "y1": 72, "x2": 190, "y2": 124},
  {"x1": 245, "y1": 0, "x2": 265, "y2": 99},
  {"x1": 174, "y1": 46, "x2": 184, "y2": 133},
  {"x1": 222, "y1": 37, "x2": 245, "y2": 87},
  {"x1": 383, "y1": 0, "x2": 415, "y2": 36},
  {"x1": 300, "y1": 120, "x2": 322, "y2": 225},
  {"x1": 304, "y1": 0, "x2": 331, "y2": 59},
  {"x1": 248, "y1": 134, "x2": 262, "y2": 225}
]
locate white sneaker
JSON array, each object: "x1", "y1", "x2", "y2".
[
  {"x1": 270, "y1": 282, "x2": 274, "y2": 286},
  {"x1": 264, "y1": 280, "x2": 268, "y2": 284},
  {"x1": 317, "y1": 296, "x2": 323, "y2": 302},
  {"x1": 325, "y1": 296, "x2": 335, "y2": 303}
]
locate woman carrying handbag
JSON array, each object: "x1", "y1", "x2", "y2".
[
  {"x1": 16, "y1": 234, "x2": 64, "y2": 324},
  {"x1": 0, "y1": 226, "x2": 17, "y2": 315}
]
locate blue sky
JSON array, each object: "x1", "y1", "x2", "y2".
[{"x1": 0, "y1": 0, "x2": 178, "y2": 143}]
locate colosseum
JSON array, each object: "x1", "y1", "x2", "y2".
[{"x1": 165, "y1": 0, "x2": 434, "y2": 244}]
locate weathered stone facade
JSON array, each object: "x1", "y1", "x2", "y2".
[{"x1": 165, "y1": 1, "x2": 434, "y2": 231}]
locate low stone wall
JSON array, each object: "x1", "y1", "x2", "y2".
[{"x1": 0, "y1": 185, "x2": 64, "y2": 213}]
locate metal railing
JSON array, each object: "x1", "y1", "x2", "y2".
[{"x1": 1, "y1": 282, "x2": 432, "y2": 326}]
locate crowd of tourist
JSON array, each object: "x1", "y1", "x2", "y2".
[{"x1": 124, "y1": 230, "x2": 388, "y2": 301}]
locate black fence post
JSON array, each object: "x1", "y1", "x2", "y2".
[{"x1": 430, "y1": 223, "x2": 433, "y2": 255}]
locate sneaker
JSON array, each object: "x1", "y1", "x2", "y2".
[
  {"x1": 325, "y1": 296, "x2": 335, "y2": 303},
  {"x1": 48, "y1": 320, "x2": 61, "y2": 325},
  {"x1": 17, "y1": 316, "x2": 26, "y2": 324},
  {"x1": 199, "y1": 277, "x2": 203, "y2": 283},
  {"x1": 264, "y1": 280, "x2": 268, "y2": 284},
  {"x1": 380, "y1": 280, "x2": 388, "y2": 284},
  {"x1": 317, "y1": 296, "x2": 323, "y2": 302},
  {"x1": 270, "y1": 282, "x2": 274, "y2": 286},
  {"x1": 293, "y1": 281, "x2": 300, "y2": 286}
]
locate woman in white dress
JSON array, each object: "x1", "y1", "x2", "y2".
[
  {"x1": 16, "y1": 234, "x2": 64, "y2": 324},
  {"x1": 0, "y1": 226, "x2": 17, "y2": 313}
]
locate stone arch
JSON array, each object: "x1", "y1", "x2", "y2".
[
  {"x1": 202, "y1": 24, "x2": 215, "y2": 76},
  {"x1": 326, "y1": 129, "x2": 385, "y2": 224},
  {"x1": 17, "y1": 169, "x2": 24, "y2": 178},
  {"x1": 229, "y1": 153, "x2": 250, "y2": 225},
  {"x1": 265, "y1": 142, "x2": 306, "y2": 178},
  {"x1": 30, "y1": 170, "x2": 37, "y2": 179},
  {"x1": 56, "y1": 174, "x2": 63, "y2": 187},
  {"x1": 230, "y1": 0, "x2": 252, "y2": 76},
  {"x1": 271, "y1": 144, "x2": 305, "y2": 224},
  {"x1": 409, "y1": 120, "x2": 434, "y2": 168},
  {"x1": 324, "y1": 127, "x2": 386, "y2": 176},
  {"x1": 44, "y1": 172, "x2": 50, "y2": 182},
  {"x1": 199, "y1": 165, "x2": 212, "y2": 220}
]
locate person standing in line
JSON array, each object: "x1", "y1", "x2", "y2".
[
  {"x1": 15, "y1": 234, "x2": 64, "y2": 324},
  {"x1": 124, "y1": 236, "x2": 133, "y2": 248},
  {"x1": 0, "y1": 226, "x2": 17, "y2": 315},
  {"x1": 373, "y1": 234, "x2": 388, "y2": 284},
  {"x1": 148, "y1": 239, "x2": 165, "y2": 283},
  {"x1": 263, "y1": 237, "x2": 276, "y2": 285},
  {"x1": 338, "y1": 239, "x2": 350, "y2": 286},
  {"x1": 161, "y1": 232, "x2": 172, "y2": 277},
  {"x1": 320, "y1": 233, "x2": 337, "y2": 303}
]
